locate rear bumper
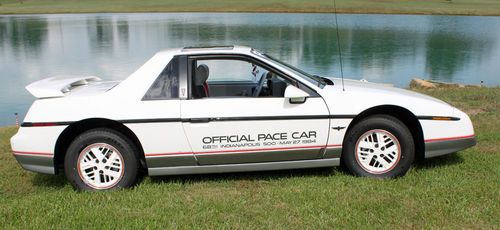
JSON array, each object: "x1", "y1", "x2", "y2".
[
  {"x1": 12, "y1": 153, "x2": 55, "y2": 174},
  {"x1": 424, "y1": 136, "x2": 476, "y2": 158},
  {"x1": 10, "y1": 126, "x2": 65, "y2": 175}
]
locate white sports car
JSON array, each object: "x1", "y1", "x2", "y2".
[{"x1": 11, "y1": 46, "x2": 476, "y2": 191}]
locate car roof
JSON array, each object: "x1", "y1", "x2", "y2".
[{"x1": 154, "y1": 45, "x2": 253, "y2": 58}]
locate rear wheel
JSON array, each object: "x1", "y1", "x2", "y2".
[
  {"x1": 342, "y1": 115, "x2": 414, "y2": 178},
  {"x1": 64, "y1": 129, "x2": 140, "y2": 191}
]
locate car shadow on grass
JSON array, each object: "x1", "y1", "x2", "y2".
[
  {"x1": 150, "y1": 154, "x2": 465, "y2": 184},
  {"x1": 32, "y1": 173, "x2": 67, "y2": 188},
  {"x1": 26, "y1": 154, "x2": 464, "y2": 189},
  {"x1": 413, "y1": 152, "x2": 464, "y2": 171},
  {"x1": 25, "y1": 166, "x2": 345, "y2": 190},
  {"x1": 149, "y1": 166, "x2": 344, "y2": 184}
]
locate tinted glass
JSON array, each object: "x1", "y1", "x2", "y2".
[
  {"x1": 198, "y1": 59, "x2": 256, "y2": 83},
  {"x1": 191, "y1": 58, "x2": 290, "y2": 98},
  {"x1": 143, "y1": 57, "x2": 179, "y2": 100}
]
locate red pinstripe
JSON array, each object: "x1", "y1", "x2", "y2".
[
  {"x1": 12, "y1": 151, "x2": 53, "y2": 156},
  {"x1": 424, "y1": 134, "x2": 475, "y2": 143},
  {"x1": 145, "y1": 144, "x2": 342, "y2": 157}
]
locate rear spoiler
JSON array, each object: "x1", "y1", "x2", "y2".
[{"x1": 26, "y1": 76, "x2": 101, "y2": 98}]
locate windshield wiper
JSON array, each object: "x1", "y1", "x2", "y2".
[
  {"x1": 320, "y1": 76, "x2": 334, "y2": 85},
  {"x1": 312, "y1": 75, "x2": 334, "y2": 86},
  {"x1": 311, "y1": 75, "x2": 325, "y2": 86}
]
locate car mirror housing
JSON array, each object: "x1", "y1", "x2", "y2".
[{"x1": 284, "y1": 85, "x2": 310, "y2": 104}]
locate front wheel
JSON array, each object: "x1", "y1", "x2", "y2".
[
  {"x1": 64, "y1": 129, "x2": 140, "y2": 191},
  {"x1": 342, "y1": 115, "x2": 415, "y2": 178}
]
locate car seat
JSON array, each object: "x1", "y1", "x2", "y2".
[{"x1": 193, "y1": 64, "x2": 210, "y2": 98}]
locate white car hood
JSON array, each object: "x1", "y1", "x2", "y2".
[
  {"x1": 320, "y1": 78, "x2": 454, "y2": 116},
  {"x1": 330, "y1": 78, "x2": 450, "y2": 105}
]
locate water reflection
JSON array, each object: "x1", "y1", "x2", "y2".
[
  {"x1": 117, "y1": 19, "x2": 129, "y2": 48},
  {"x1": 425, "y1": 33, "x2": 494, "y2": 81},
  {"x1": 87, "y1": 18, "x2": 114, "y2": 51},
  {"x1": 426, "y1": 32, "x2": 468, "y2": 81},
  {"x1": 0, "y1": 13, "x2": 499, "y2": 125},
  {"x1": 341, "y1": 27, "x2": 417, "y2": 73},
  {"x1": 86, "y1": 17, "x2": 130, "y2": 53},
  {"x1": 423, "y1": 16, "x2": 491, "y2": 81},
  {"x1": 0, "y1": 17, "x2": 48, "y2": 57}
]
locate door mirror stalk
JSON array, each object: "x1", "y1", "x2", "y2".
[{"x1": 284, "y1": 85, "x2": 310, "y2": 104}]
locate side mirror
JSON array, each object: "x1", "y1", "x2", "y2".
[{"x1": 284, "y1": 85, "x2": 310, "y2": 104}]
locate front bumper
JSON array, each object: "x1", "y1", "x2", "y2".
[{"x1": 424, "y1": 136, "x2": 476, "y2": 158}]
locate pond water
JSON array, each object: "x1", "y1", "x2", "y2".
[{"x1": 1, "y1": 13, "x2": 500, "y2": 125}]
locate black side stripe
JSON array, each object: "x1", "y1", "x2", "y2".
[
  {"x1": 187, "y1": 115, "x2": 331, "y2": 122},
  {"x1": 120, "y1": 118, "x2": 181, "y2": 123},
  {"x1": 330, "y1": 115, "x2": 357, "y2": 119},
  {"x1": 21, "y1": 115, "x2": 358, "y2": 127},
  {"x1": 21, "y1": 114, "x2": 460, "y2": 127},
  {"x1": 122, "y1": 116, "x2": 334, "y2": 123},
  {"x1": 21, "y1": 121, "x2": 72, "y2": 127}
]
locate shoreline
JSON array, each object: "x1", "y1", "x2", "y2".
[
  {"x1": 1, "y1": 1, "x2": 500, "y2": 16},
  {"x1": 1, "y1": 10, "x2": 500, "y2": 17}
]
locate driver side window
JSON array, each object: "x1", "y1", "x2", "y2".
[{"x1": 190, "y1": 58, "x2": 291, "y2": 99}]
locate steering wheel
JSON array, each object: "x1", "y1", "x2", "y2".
[{"x1": 253, "y1": 71, "x2": 268, "y2": 97}]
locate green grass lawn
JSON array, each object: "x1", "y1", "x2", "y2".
[
  {"x1": 0, "y1": 87, "x2": 499, "y2": 228},
  {"x1": 0, "y1": 0, "x2": 500, "y2": 15}
]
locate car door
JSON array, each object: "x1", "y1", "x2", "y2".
[{"x1": 180, "y1": 54, "x2": 331, "y2": 165}]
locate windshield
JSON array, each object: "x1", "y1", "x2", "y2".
[{"x1": 251, "y1": 49, "x2": 326, "y2": 88}]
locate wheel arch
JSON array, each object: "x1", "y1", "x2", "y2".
[
  {"x1": 344, "y1": 105, "x2": 425, "y2": 161},
  {"x1": 54, "y1": 118, "x2": 147, "y2": 174}
]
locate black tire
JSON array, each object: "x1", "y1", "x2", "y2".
[
  {"x1": 341, "y1": 115, "x2": 414, "y2": 178},
  {"x1": 64, "y1": 128, "x2": 140, "y2": 191}
]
